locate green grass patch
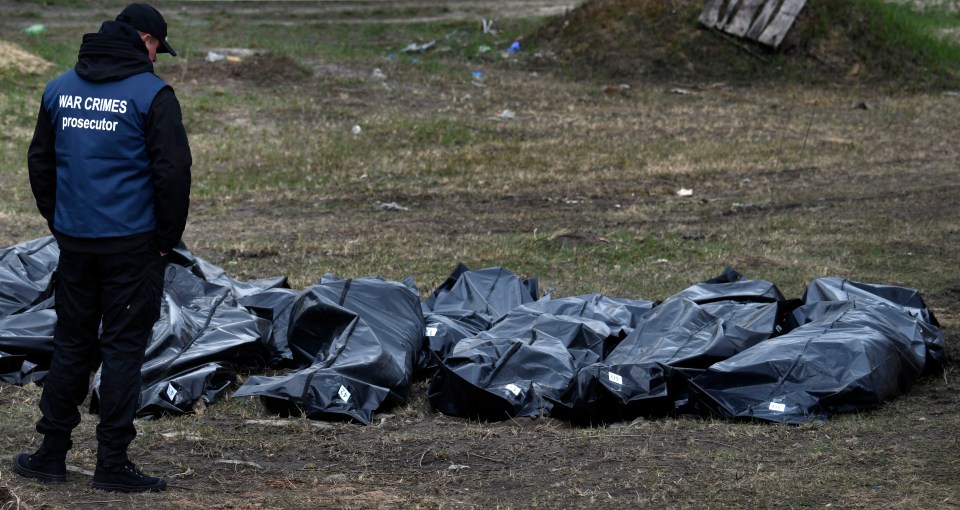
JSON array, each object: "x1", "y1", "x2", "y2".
[{"x1": 530, "y1": 0, "x2": 960, "y2": 87}]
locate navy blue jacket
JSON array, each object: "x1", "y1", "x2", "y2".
[{"x1": 28, "y1": 21, "x2": 191, "y2": 254}]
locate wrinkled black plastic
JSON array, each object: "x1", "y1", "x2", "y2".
[
  {"x1": 0, "y1": 238, "x2": 279, "y2": 417},
  {"x1": 798, "y1": 277, "x2": 944, "y2": 368},
  {"x1": 0, "y1": 298, "x2": 57, "y2": 367},
  {"x1": 674, "y1": 266, "x2": 785, "y2": 304},
  {"x1": 0, "y1": 239, "x2": 947, "y2": 426},
  {"x1": 136, "y1": 362, "x2": 237, "y2": 417},
  {"x1": 417, "y1": 264, "x2": 540, "y2": 378},
  {"x1": 232, "y1": 275, "x2": 424, "y2": 424},
  {"x1": 0, "y1": 236, "x2": 58, "y2": 317},
  {"x1": 0, "y1": 238, "x2": 59, "y2": 381},
  {"x1": 92, "y1": 262, "x2": 275, "y2": 417},
  {"x1": 689, "y1": 278, "x2": 941, "y2": 423},
  {"x1": 426, "y1": 263, "x2": 539, "y2": 322},
  {"x1": 1, "y1": 351, "x2": 42, "y2": 385},
  {"x1": 428, "y1": 311, "x2": 610, "y2": 420},
  {"x1": 550, "y1": 295, "x2": 786, "y2": 424},
  {"x1": 237, "y1": 287, "x2": 299, "y2": 367}
]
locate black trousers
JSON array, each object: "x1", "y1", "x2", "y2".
[{"x1": 36, "y1": 245, "x2": 165, "y2": 466}]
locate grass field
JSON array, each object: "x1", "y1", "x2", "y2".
[{"x1": 1, "y1": 1, "x2": 958, "y2": 508}]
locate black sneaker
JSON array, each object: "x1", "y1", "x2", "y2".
[
  {"x1": 12, "y1": 452, "x2": 67, "y2": 482},
  {"x1": 92, "y1": 461, "x2": 167, "y2": 493}
]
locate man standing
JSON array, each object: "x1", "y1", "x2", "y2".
[{"x1": 13, "y1": 3, "x2": 191, "y2": 493}]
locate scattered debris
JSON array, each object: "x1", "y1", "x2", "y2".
[
  {"x1": 205, "y1": 48, "x2": 254, "y2": 63},
  {"x1": 506, "y1": 40, "x2": 521, "y2": 53},
  {"x1": 376, "y1": 202, "x2": 410, "y2": 212},
  {"x1": 0, "y1": 484, "x2": 28, "y2": 509},
  {"x1": 481, "y1": 17, "x2": 497, "y2": 34},
  {"x1": 677, "y1": 188, "x2": 694, "y2": 197},
  {"x1": 352, "y1": 125, "x2": 363, "y2": 135},
  {"x1": 731, "y1": 202, "x2": 763, "y2": 213},
  {"x1": 448, "y1": 463, "x2": 470, "y2": 471},
  {"x1": 603, "y1": 84, "x2": 630, "y2": 95},
  {"x1": 324, "y1": 473, "x2": 349, "y2": 483},
  {"x1": 161, "y1": 431, "x2": 204, "y2": 441},
  {"x1": 171, "y1": 467, "x2": 195, "y2": 479},
  {"x1": 494, "y1": 109, "x2": 516, "y2": 121},
  {"x1": 401, "y1": 40, "x2": 436, "y2": 53},
  {"x1": 610, "y1": 417, "x2": 645, "y2": 428},
  {"x1": 472, "y1": 70, "x2": 486, "y2": 87},
  {"x1": 245, "y1": 419, "x2": 297, "y2": 427},
  {"x1": 371, "y1": 67, "x2": 386, "y2": 80},
  {"x1": 66, "y1": 465, "x2": 95, "y2": 477},
  {"x1": 22, "y1": 24, "x2": 45, "y2": 35},
  {"x1": 204, "y1": 47, "x2": 259, "y2": 58},
  {"x1": 670, "y1": 87, "x2": 695, "y2": 95},
  {"x1": 216, "y1": 459, "x2": 264, "y2": 470}
]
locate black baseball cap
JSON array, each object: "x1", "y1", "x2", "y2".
[{"x1": 116, "y1": 3, "x2": 177, "y2": 56}]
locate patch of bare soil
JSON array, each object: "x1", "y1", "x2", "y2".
[
  {"x1": 3, "y1": 368, "x2": 958, "y2": 509},
  {"x1": 177, "y1": 52, "x2": 312, "y2": 90}
]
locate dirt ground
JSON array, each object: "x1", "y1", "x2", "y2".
[{"x1": 1, "y1": 1, "x2": 959, "y2": 509}]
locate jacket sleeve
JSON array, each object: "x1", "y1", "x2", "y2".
[
  {"x1": 145, "y1": 86, "x2": 192, "y2": 253},
  {"x1": 27, "y1": 101, "x2": 58, "y2": 233}
]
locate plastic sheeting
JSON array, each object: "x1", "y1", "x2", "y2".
[
  {"x1": 428, "y1": 269, "x2": 943, "y2": 425},
  {"x1": 427, "y1": 290, "x2": 656, "y2": 421},
  {"x1": 0, "y1": 237, "x2": 280, "y2": 417},
  {"x1": 91, "y1": 262, "x2": 276, "y2": 417},
  {"x1": 691, "y1": 302, "x2": 936, "y2": 423},
  {"x1": 232, "y1": 275, "x2": 425, "y2": 424},
  {"x1": 0, "y1": 236, "x2": 58, "y2": 317},
  {"x1": 550, "y1": 296, "x2": 786, "y2": 423},
  {"x1": 0, "y1": 236, "x2": 948, "y2": 426},
  {"x1": 0, "y1": 237, "x2": 59, "y2": 382},
  {"x1": 426, "y1": 263, "x2": 539, "y2": 322},
  {"x1": 686, "y1": 277, "x2": 944, "y2": 423},
  {"x1": 1, "y1": 351, "x2": 41, "y2": 385},
  {"x1": 0, "y1": 299, "x2": 56, "y2": 374},
  {"x1": 417, "y1": 263, "x2": 540, "y2": 378}
]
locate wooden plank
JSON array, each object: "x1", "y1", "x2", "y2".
[
  {"x1": 757, "y1": 0, "x2": 807, "y2": 47},
  {"x1": 723, "y1": 0, "x2": 768, "y2": 37},
  {"x1": 700, "y1": 0, "x2": 807, "y2": 49},
  {"x1": 746, "y1": 0, "x2": 782, "y2": 40},
  {"x1": 717, "y1": 0, "x2": 741, "y2": 28},
  {"x1": 699, "y1": 0, "x2": 728, "y2": 28}
]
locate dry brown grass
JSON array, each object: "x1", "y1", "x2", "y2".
[
  {"x1": 1, "y1": 1, "x2": 958, "y2": 508},
  {"x1": 0, "y1": 40, "x2": 51, "y2": 75}
]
